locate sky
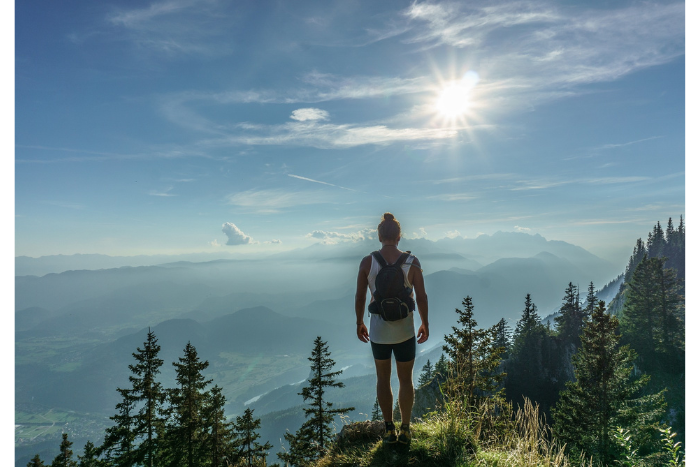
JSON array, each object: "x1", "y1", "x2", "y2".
[{"x1": 13, "y1": 0, "x2": 687, "y2": 267}]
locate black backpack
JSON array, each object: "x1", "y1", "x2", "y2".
[{"x1": 368, "y1": 251, "x2": 415, "y2": 321}]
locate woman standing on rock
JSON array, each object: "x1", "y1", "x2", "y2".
[{"x1": 354, "y1": 212, "x2": 429, "y2": 446}]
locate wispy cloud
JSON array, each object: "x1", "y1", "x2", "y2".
[
  {"x1": 514, "y1": 225, "x2": 531, "y2": 232},
  {"x1": 401, "y1": 1, "x2": 684, "y2": 107},
  {"x1": 41, "y1": 201, "x2": 85, "y2": 210},
  {"x1": 290, "y1": 108, "x2": 330, "y2": 122},
  {"x1": 105, "y1": 0, "x2": 232, "y2": 57},
  {"x1": 201, "y1": 121, "x2": 459, "y2": 149},
  {"x1": 427, "y1": 173, "x2": 515, "y2": 184},
  {"x1": 225, "y1": 188, "x2": 336, "y2": 213},
  {"x1": 288, "y1": 174, "x2": 361, "y2": 192},
  {"x1": 510, "y1": 175, "x2": 651, "y2": 191},
  {"x1": 427, "y1": 193, "x2": 477, "y2": 201},
  {"x1": 148, "y1": 186, "x2": 176, "y2": 197},
  {"x1": 595, "y1": 136, "x2": 663, "y2": 150}
]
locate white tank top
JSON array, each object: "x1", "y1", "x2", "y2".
[{"x1": 368, "y1": 252, "x2": 416, "y2": 344}]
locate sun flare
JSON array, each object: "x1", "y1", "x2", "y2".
[{"x1": 436, "y1": 83, "x2": 472, "y2": 118}]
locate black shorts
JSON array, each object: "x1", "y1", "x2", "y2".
[{"x1": 371, "y1": 336, "x2": 416, "y2": 362}]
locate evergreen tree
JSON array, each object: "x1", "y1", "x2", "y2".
[
  {"x1": 27, "y1": 454, "x2": 46, "y2": 467},
  {"x1": 507, "y1": 294, "x2": 561, "y2": 414},
  {"x1": 51, "y1": 433, "x2": 78, "y2": 467},
  {"x1": 278, "y1": 336, "x2": 354, "y2": 466},
  {"x1": 493, "y1": 318, "x2": 512, "y2": 359},
  {"x1": 418, "y1": 359, "x2": 433, "y2": 386},
  {"x1": 100, "y1": 387, "x2": 137, "y2": 467},
  {"x1": 514, "y1": 293, "x2": 540, "y2": 339},
  {"x1": 202, "y1": 385, "x2": 237, "y2": 467},
  {"x1": 77, "y1": 441, "x2": 105, "y2": 467},
  {"x1": 234, "y1": 408, "x2": 272, "y2": 467},
  {"x1": 434, "y1": 353, "x2": 448, "y2": 377},
  {"x1": 442, "y1": 296, "x2": 506, "y2": 405},
  {"x1": 647, "y1": 221, "x2": 666, "y2": 258},
  {"x1": 620, "y1": 256, "x2": 684, "y2": 372},
  {"x1": 583, "y1": 282, "x2": 597, "y2": 319},
  {"x1": 555, "y1": 283, "x2": 584, "y2": 350},
  {"x1": 168, "y1": 342, "x2": 212, "y2": 467},
  {"x1": 129, "y1": 328, "x2": 166, "y2": 467},
  {"x1": 624, "y1": 238, "x2": 647, "y2": 283},
  {"x1": 552, "y1": 301, "x2": 666, "y2": 465},
  {"x1": 371, "y1": 397, "x2": 381, "y2": 421}
]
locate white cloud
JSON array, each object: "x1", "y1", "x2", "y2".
[
  {"x1": 428, "y1": 193, "x2": 477, "y2": 202},
  {"x1": 290, "y1": 108, "x2": 330, "y2": 122},
  {"x1": 444, "y1": 230, "x2": 461, "y2": 239},
  {"x1": 306, "y1": 228, "x2": 376, "y2": 243},
  {"x1": 209, "y1": 239, "x2": 221, "y2": 247},
  {"x1": 204, "y1": 121, "x2": 458, "y2": 149},
  {"x1": 222, "y1": 222, "x2": 255, "y2": 245},
  {"x1": 514, "y1": 226, "x2": 531, "y2": 232},
  {"x1": 406, "y1": 227, "x2": 428, "y2": 239},
  {"x1": 264, "y1": 239, "x2": 282, "y2": 244},
  {"x1": 225, "y1": 189, "x2": 335, "y2": 212}
]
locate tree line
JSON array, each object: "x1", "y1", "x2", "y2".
[{"x1": 412, "y1": 216, "x2": 685, "y2": 465}]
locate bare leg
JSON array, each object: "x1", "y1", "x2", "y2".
[
  {"x1": 375, "y1": 358, "x2": 393, "y2": 422},
  {"x1": 396, "y1": 359, "x2": 415, "y2": 425}
]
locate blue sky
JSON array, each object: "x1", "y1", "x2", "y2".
[{"x1": 14, "y1": 0, "x2": 686, "y2": 267}]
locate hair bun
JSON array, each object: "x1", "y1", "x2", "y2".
[{"x1": 383, "y1": 212, "x2": 395, "y2": 221}]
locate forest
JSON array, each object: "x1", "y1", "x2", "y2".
[{"x1": 28, "y1": 217, "x2": 685, "y2": 467}]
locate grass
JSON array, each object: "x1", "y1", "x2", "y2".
[{"x1": 316, "y1": 398, "x2": 593, "y2": 467}]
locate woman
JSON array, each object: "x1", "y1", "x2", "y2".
[{"x1": 355, "y1": 212, "x2": 429, "y2": 445}]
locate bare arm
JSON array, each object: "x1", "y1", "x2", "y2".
[
  {"x1": 354, "y1": 256, "x2": 371, "y2": 343},
  {"x1": 410, "y1": 258, "x2": 429, "y2": 344}
]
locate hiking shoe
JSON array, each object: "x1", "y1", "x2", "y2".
[
  {"x1": 398, "y1": 423, "x2": 411, "y2": 445},
  {"x1": 383, "y1": 422, "x2": 398, "y2": 445}
]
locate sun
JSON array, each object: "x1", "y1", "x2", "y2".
[{"x1": 435, "y1": 83, "x2": 472, "y2": 118}]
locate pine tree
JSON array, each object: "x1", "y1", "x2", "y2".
[
  {"x1": 77, "y1": 440, "x2": 105, "y2": 467},
  {"x1": 583, "y1": 282, "x2": 597, "y2": 319},
  {"x1": 371, "y1": 397, "x2": 381, "y2": 421},
  {"x1": 624, "y1": 238, "x2": 647, "y2": 284},
  {"x1": 418, "y1": 359, "x2": 433, "y2": 386},
  {"x1": 434, "y1": 353, "x2": 448, "y2": 377},
  {"x1": 442, "y1": 296, "x2": 506, "y2": 406},
  {"x1": 493, "y1": 318, "x2": 512, "y2": 359},
  {"x1": 555, "y1": 283, "x2": 584, "y2": 350},
  {"x1": 647, "y1": 221, "x2": 666, "y2": 258},
  {"x1": 51, "y1": 433, "x2": 78, "y2": 467},
  {"x1": 552, "y1": 301, "x2": 666, "y2": 465},
  {"x1": 620, "y1": 256, "x2": 684, "y2": 372},
  {"x1": 278, "y1": 336, "x2": 354, "y2": 466},
  {"x1": 168, "y1": 342, "x2": 212, "y2": 467},
  {"x1": 202, "y1": 385, "x2": 238, "y2": 467},
  {"x1": 234, "y1": 408, "x2": 272, "y2": 467},
  {"x1": 100, "y1": 387, "x2": 137, "y2": 467},
  {"x1": 507, "y1": 294, "x2": 560, "y2": 413},
  {"x1": 27, "y1": 454, "x2": 46, "y2": 467},
  {"x1": 129, "y1": 328, "x2": 166, "y2": 467}
]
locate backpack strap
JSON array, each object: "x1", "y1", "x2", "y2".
[
  {"x1": 371, "y1": 251, "x2": 388, "y2": 268},
  {"x1": 393, "y1": 252, "x2": 410, "y2": 266}
]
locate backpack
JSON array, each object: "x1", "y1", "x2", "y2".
[{"x1": 368, "y1": 250, "x2": 415, "y2": 321}]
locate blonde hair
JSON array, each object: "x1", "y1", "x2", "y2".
[{"x1": 377, "y1": 212, "x2": 401, "y2": 242}]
